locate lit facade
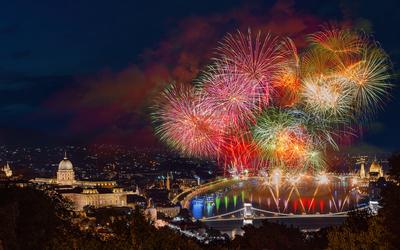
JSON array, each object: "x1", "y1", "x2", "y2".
[
  {"x1": 31, "y1": 153, "x2": 116, "y2": 187},
  {"x1": 61, "y1": 188, "x2": 131, "y2": 211},
  {"x1": 1, "y1": 163, "x2": 12, "y2": 178},
  {"x1": 30, "y1": 154, "x2": 137, "y2": 211},
  {"x1": 368, "y1": 159, "x2": 384, "y2": 180}
]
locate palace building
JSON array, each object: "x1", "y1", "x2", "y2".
[
  {"x1": 31, "y1": 152, "x2": 116, "y2": 188},
  {"x1": 1, "y1": 163, "x2": 13, "y2": 178},
  {"x1": 30, "y1": 153, "x2": 138, "y2": 211}
]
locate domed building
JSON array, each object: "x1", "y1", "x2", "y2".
[
  {"x1": 30, "y1": 152, "x2": 140, "y2": 210},
  {"x1": 369, "y1": 158, "x2": 384, "y2": 180},
  {"x1": 56, "y1": 153, "x2": 75, "y2": 185}
]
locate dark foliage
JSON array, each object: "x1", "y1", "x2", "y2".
[
  {"x1": 230, "y1": 220, "x2": 308, "y2": 250},
  {"x1": 0, "y1": 187, "x2": 203, "y2": 250},
  {"x1": 0, "y1": 188, "x2": 72, "y2": 250}
]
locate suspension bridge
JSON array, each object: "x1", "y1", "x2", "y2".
[{"x1": 200, "y1": 202, "x2": 375, "y2": 224}]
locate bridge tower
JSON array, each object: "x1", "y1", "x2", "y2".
[{"x1": 243, "y1": 203, "x2": 254, "y2": 225}]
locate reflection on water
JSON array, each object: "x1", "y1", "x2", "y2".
[{"x1": 190, "y1": 177, "x2": 364, "y2": 219}]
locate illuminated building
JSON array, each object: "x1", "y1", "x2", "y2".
[
  {"x1": 30, "y1": 153, "x2": 138, "y2": 211},
  {"x1": 56, "y1": 153, "x2": 76, "y2": 185},
  {"x1": 369, "y1": 158, "x2": 384, "y2": 180},
  {"x1": 60, "y1": 187, "x2": 133, "y2": 211},
  {"x1": 355, "y1": 156, "x2": 384, "y2": 181},
  {"x1": 31, "y1": 152, "x2": 116, "y2": 187},
  {"x1": 1, "y1": 163, "x2": 12, "y2": 178},
  {"x1": 155, "y1": 206, "x2": 181, "y2": 218},
  {"x1": 360, "y1": 162, "x2": 366, "y2": 179}
]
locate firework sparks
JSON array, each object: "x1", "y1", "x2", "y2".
[
  {"x1": 217, "y1": 30, "x2": 283, "y2": 105},
  {"x1": 252, "y1": 108, "x2": 324, "y2": 171},
  {"x1": 152, "y1": 26, "x2": 392, "y2": 174},
  {"x1": 341, "y1": 46, "x2": 391, "y2": 116},
  {"x1": 301, "y1": 76, "x2": 353, "y2": 118},
  {"x1": 201, "y1": 65, "x2": 264, "y2": 127},
  {"x1": 272, "y1": 38, "x2": 301, "y2": 105},
  {"x1": 308, "y1": 26, "x2": 365, "y2": 54},
  {"x1": 152, "y1": 84, "x2": 225, "y2": 158}
]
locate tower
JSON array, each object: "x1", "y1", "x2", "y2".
[
  {"x1": 356, "y1": 156, "x2": 367, "y2": 179},
  {"x1": 360, "y1": 163, "x2": 366, "y2": 179},
  {"x1": 166, "y1": 172, "x2": 171, "y2": 190}
]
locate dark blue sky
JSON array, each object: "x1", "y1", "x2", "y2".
[{"x1": 0, "y1": 0, "x2": 399, "y2": 152}]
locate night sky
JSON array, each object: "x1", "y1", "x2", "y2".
[{"x1": 0, "y1": 0, "x2": 399, "y2": 152}]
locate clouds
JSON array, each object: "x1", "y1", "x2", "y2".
[
  {"x1": 43, "y1": 0, "x2": 339, "y2": 147},
  {"x1": 8, "y1": 0, "x2": 391, "y2": 149}
]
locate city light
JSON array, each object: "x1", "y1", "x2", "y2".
[{"x1": 316, "y1": 173, "x2": 329, "y2": 185}]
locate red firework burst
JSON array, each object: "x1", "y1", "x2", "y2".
[
  {"x1": 217, "y1": 133, "x2": 265, "y2": 173},
  {"x1": 217, "y1": 30, "x2": 283, "y2": 106},
  {"x1": 201, "y1": 65, "x2": 264, "y2": 127},
  {"x1": 153, "y1": 85, "x2": 225, "y2": 158}
]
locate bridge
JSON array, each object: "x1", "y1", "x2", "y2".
[
  {"x1": 199, "y1": 203, "x2": 374, "y2": 224},
  {"x1": 173, "y1": 178, "x2": 241, "y2": 207}
]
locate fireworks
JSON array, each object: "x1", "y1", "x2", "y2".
[
  {"x1": 152, "y1": 26, "x2": 392, "y2": 174},
  {"x1": 301, "y1": 76, "x2": 353, "y2": 118},
  {"x1": 342, "y1": 46, "x2": 391, "y2": 116},
  {"x1": 308, "y1": 26, "x2": 365, "y2": 54},
  {"x1": 201, "y1": 65, "x2": 264, "y2": 127},
  {"x1": 218, "y1": 133, "x2": 263, "y2": 172},
  {"x1": 152, "y1": 85, "x2": 225, "y2": 158},
  {"x1": 252, "y1": 108, "x2": 324, "y2": 172},
  {"x1": 217, "y1": 30, "x2": 283, "y2": 105},
  {"x1": 272, "y1": 38, "x2": 301, "y2": 105}
]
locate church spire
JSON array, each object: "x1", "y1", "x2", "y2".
[{"x1": 64, "y1": 151, "x2": 68, "y2": 160}]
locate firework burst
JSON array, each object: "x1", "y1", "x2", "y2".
[
  {"x1": 301, "y1": 76, "x2": 353, "y2": 119},
  {"x1": 272, "y1": 38, "x2": 301, "y2": 105},
  {"x1": 218, "y1": 133, "x2": 264, "y2": 173},
  {"x1": 308, "y1": 26, "x2": 365, "y2": 55},
  {"x1": 253, "y1": 109, "x2": 325, "y2": 172},
  {"x1": 341, "y1": 46, "x2": 391, "y2": 116},
  {"x1": 152, "y1": 26, "x2": 392, "y2": 174},
  {"x1": 216, "y1": 30, "x2": 283, "y2": 105},
  {"x1": 200, "y1": 65, "x2": 264, "y2": 127},
  {"x1": 152, "y1": 84, "x2": 225, "y2": 158}
]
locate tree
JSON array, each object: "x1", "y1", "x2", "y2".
[
  {"x1": 230, "y1": 220, "x2": 307, "y2": 250},
  {"x1": 327, "y1": 213, "x2": 390, "y2": 250},
  {"x1": 326, "y1": 152, "x2": 400, "y2": 249},
  {"x1": 378, "y1": 152, "x2": 400, "y2": 247},
  {"x1": 0, "y1": 187, "x2": 72, "y2": 250},
  {"x1": 130, "y1": 206, "x2": 202, "y2": 250}
]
